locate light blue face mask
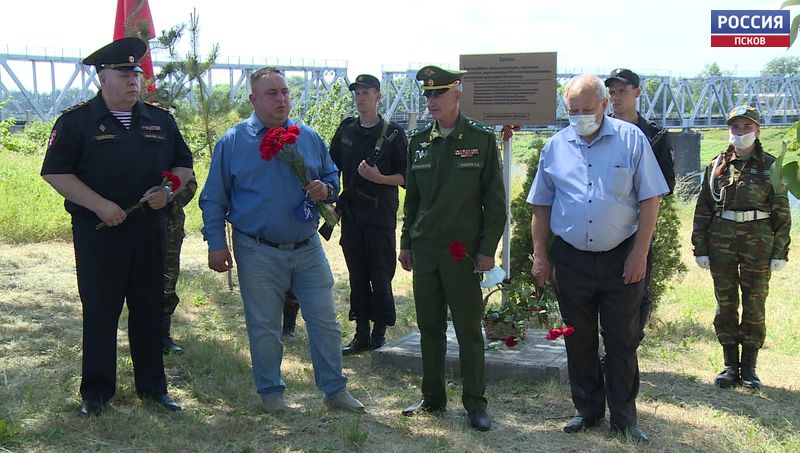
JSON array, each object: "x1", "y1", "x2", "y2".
[
  {"x1": 568, "y1": 114, "x2": 601, "y2": 136},
  {"x1": 479, "y1": 266, "x2": 506, "y2": 289}
]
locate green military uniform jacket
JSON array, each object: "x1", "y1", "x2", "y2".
[
  {"x1": 692, "y1": 150, "x2": 791, "y2": 259},
  {"x1": 401, "y1": 114, "x2": 506, "y2": 257}
]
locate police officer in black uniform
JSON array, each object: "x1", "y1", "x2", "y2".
[
  {"x1": 329, "y1": 74, "x2": 408, "y2": 354},
  {"x1": 605, "y1": 68, "x2": 676, "y2": 341},
  {"x1": 41, "y1": 37, "x2": 193, "y2": 417}
]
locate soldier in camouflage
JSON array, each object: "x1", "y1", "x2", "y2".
[
  {"x1": 163, "y1": 173, "x2": 198, "y2": 354},
  {"x1": 691, "y1": 105, "x2": 791, "y2": 390}
]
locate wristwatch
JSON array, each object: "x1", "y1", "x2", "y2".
[
  {"x1": 325, "y1": 182, "x2": 335, "y2": 199},
  {"x1": 162, "y1": 185, "x2": 175, "y2": 202}
]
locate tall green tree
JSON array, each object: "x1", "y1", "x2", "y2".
[{"x1": 761, "y1": 56, "x2": 800, "y2": 76}]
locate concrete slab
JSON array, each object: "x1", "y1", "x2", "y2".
[{"x1": 372, "y1": 323, "x2": 568, "y2": 382}]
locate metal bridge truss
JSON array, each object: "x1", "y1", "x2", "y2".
[
  {"x1": 0, "y1": 51, "x2": 348, "y2": 121},
  {"x1": 2, "y1": 50, "x2": 798, "y2": 129}
]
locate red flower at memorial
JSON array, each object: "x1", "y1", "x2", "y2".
[
  {"x1": 449, "y1": 240, "x2": 467, "y2": 261},
  {"x1": 96, "y1": 170, "x2": 182, "y2": 230},
  {"x1": 504, "y1": 335, "x2": 519, "y2": 348},
  {"x1": 545, "y1": 325, "x2": 575, "y2": 341}
]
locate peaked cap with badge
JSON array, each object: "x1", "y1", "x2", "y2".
[
  {"x1": 416, "y1": 65, "x2": 467, "y2": 97},
  {"x1": 83, "y1": 37, "x2": 147, "y2": 73},
  {"x1": 348, "y1": 74, "x2": 381, "y2": 91},
  {"x1": 726, "y1": 105, "x2": 761, "y2": 125}
]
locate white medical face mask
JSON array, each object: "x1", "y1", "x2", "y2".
[
  {"x1": 569, "y1": 114, "x2": 601, "y2": 136},
  {"x1": 729, "y1": 132, "x2": 756, "y2": 149}
]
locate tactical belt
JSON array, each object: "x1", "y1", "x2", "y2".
[
  {"x1": 235, "y1": 228, "x2": 311, "y2": 250},
  {"x1": 717, "y1": 210, "x2": 770, "y2": 222}
]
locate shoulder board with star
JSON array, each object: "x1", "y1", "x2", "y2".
[
  {"x1": 144, "y1": 102, "x2": 172, "y2": 113},
  {"x1": 60, "y1": 101, "x2": 89, "y2": 115},
  {"x1": 409, "y1": 123, "x2": 432, "y2": 138},
  {"x1": 464, "y1": 118, "x2": 494, "y2": 134}
]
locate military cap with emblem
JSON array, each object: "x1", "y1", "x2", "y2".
[
  {"x1": 726, "y1": 105, "x2": 761, "y2": 125},
  {"x1": 604, "y1": 68, "x2": 640, "y2": 88},
  {"x1": 82, "y1": 37, "x2": 147, "y2": 73},
  {"x1": 349, "y1": 74, "x2": 380, "y2": 91},
  {"x1": 416, "y1": 65, "x2": 467, "y2": 97}
]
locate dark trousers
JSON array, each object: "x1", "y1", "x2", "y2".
[
  {"x1": 551, "y1": 236, "x2": 643, "y2": 429},
  {"x1": 412, "y1": 248, "x2": 486, "y2": 412},
  {"x1": 340, "y1": 222, "x2": 397, "y2": 326},
  {"x1": 638, "y1": 242, "x2": 654, "y2": 343},
  {"x1": 72, "y1": 217, "x2": 168, "y2": 403}
]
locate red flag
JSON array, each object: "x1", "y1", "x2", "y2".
[{"x1": 114, "y1": 0, "x2": 156, "y2": 93}]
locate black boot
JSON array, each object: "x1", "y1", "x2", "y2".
[
  {"x1": 370, "y1": 323, "x2": 387, "y2": 350},
  {"x1": 741, "y1": 347, "x2": 761, "y2": 390},
  {"x1": 162, "y1": 316, "x2": 184, "y2": 355},
  {"x1": 715, "y1": 345, "x2": 739, "y2": 388},
  {"x1": 342, "y1": 319, "x2": 370, "y2": 355},
  {"x1": 282, "y1": 297, "x2": 299, "y2": 339}
]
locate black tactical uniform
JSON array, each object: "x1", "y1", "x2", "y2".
[{"x1": 329, "y1": 114, "x2": 408, "y2": 348}]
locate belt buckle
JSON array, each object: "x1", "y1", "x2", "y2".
[{"x1": 277, "y1": 243, "x2": 295, "y2": 251}]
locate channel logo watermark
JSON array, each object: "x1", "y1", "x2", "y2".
[{"x1": 711, "y1": 10, "x2": 790, "y2": 47}]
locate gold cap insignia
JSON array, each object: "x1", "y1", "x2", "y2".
[{"x1": 128, "y1": 55, "x2": 135, "y2": 63}]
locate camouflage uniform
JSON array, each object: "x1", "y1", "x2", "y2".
[
  {"x1": 163, "y1": 174, "x2": 198, "y2": 348},
  {"x1": 691, "y1": 149, "x2": 791, "y2": 348}
]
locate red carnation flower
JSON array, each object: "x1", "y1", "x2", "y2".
[
  {"x1": 504, "y1": 335, "x2": 519, "y2": 348},
  {"x1": 287, "y1": 125, "x2": 301, "y2": 135},
  {"x1": 449, "y1": 240, "x2": 467, "y2": 261},
  {"x1": 161, "y1": 170, "x2": 181, "y2": 191},
  {"x1": 546, "y1": 325, "x2": 575, "y2": 341}
]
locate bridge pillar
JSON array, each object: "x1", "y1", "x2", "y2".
[{"x1": 671, "y1": 130, "x2": 701, "y2": 196}]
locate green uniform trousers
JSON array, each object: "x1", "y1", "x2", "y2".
[
  {"x1": 708, "y1": 217, "x2": 772, "y2": 348},
  {"x1": 412, "y1": 248, "x2": 486, "y2": 412}
]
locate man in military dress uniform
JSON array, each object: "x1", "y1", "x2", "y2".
[
  {"x1": 162, "y1": 173, "x2": 198, "y2": 354},
  {"x1": 398, "y1": 66, "x2": 506, "y2": 431},
  {"x1": 329, "y1": 74, "x2": 408, "y2": 355},
  {"x1": 41, "y1": 37, "x2": 193, "y2": 416},
  {"x1": 605, "y1": 68, "x2": 676, "y2": 343}
]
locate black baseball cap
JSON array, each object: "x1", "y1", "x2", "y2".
[
  {"x1": 349, "y1": 74, "x2": 380, "y2": 91},
  {"x1": 604, "y1": 68, "x2": 640, "y2": 88},
  {"x1": 83, "y1": 37, "x2": 146, "y2": 73}
]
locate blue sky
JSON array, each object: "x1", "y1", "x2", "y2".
[{"x1": 1, "y1": 0, "x2": 797, "y2": 80}]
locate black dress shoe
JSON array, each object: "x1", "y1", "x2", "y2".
[
  {"x1": 78, "y1": 400, "x2": 103, "y2": 417},
  {"x1": 151, "y1": 394, "x2": 182, "y2": 412},
  {"x1": 402, "y1": 400, "x2": 445, "y2": 416},
  {"x1": 610, "y1": 424, "x2": 650, "y2": 443},
  {"x1": 342, "y1": 336, "x2": 370, "y2": 356},
  {"x1": 163, "y1": 337, "x2": 184, "y2": 355},
  {"x1": 563, "y1": 415, "x2": 600, "y2": 433},
  {"x1": 467, "y1": 409, "x2": 491, "y2": 431}
]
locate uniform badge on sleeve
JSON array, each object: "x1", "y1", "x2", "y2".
[{"x1": 47, "y1": 129, "x2": 58, "y2": 148}]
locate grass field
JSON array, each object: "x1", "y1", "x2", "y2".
[{"x1": 0, "y1": 201, "x2": 798, "y2": 452}]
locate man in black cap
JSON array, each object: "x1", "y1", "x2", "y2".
[
  {"x1": 604, "y1": 68, "x2": 675, "y2": 343},
  {"x1": 399, "y1": 65, "x2": 506, "y2": 431},
  {"x1": 329, "y1": 74, "x2": 408, "y2": 355},
  {"x1": 41, "y1": 37, "x2": 193, "y2": 416}
]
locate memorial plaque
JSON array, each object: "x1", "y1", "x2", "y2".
[{"x1": 459, "y1": 52, "x2": 557, "y2": 126}]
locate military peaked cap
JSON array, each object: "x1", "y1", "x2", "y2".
[
  {"x1": 416, "y1": 65, "x2": 466, "y2": 97},
  {"x1": 83, "y1": 37, "x2": 146, "y2": 72}
]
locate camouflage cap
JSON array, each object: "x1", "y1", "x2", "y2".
[
  {"x1": 726, "y1": 105, "x2": 760, "y2": 125},
  {"x1": 83, "y1": 37, "x2": 146, "y2": 73},
  {"x1": 416, "y1": 65, "x2": 466, "y2": 97}
]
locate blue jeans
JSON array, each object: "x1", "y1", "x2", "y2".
[{"x1": 232, "y1": 230, "x2": 347, "y2": 399}]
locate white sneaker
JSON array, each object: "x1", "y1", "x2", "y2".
[
  {"x1": 260, "y1": 394, "x2": 287, "y2": 413},
  {"x1": 324, "y1": 390, "x2": 365, "y2": 413}
]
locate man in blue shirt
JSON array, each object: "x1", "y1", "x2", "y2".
[
  {"x1": 199, "y1": 67, "x2": 364, "y2": 414},
  {"x1": 527, "y1": 74, "x2": 668, "y2": 443}
]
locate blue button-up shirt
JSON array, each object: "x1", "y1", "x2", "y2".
[
  {"x1": 527, "y1": 116, "x2": 668, "y2": 252},
  {"x1": 200, "y1": 113, "x2": 339, "y2": 251}
]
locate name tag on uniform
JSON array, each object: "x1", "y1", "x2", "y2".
[
  {"x1": 750, "y1": 168, "x2": 770, "y2": 175},
  {"x1": 456, "y1": 162, "x2": 482, "y2": 169},
  {"x1": 141, "y1": 124, "x2": 162, "y2": 132},
  {"x1": 412, "y1": 163, "x2": 432, "y2": 170},
  {"x1": 454, "y1": 148, "x2": 479, "y2": 158},
  {"x1": 143, "y1": 133, "x2": 165, "y2": 141},
  {"x1": 93, "y1": 134, "x2": 117, "y2": 142}
]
